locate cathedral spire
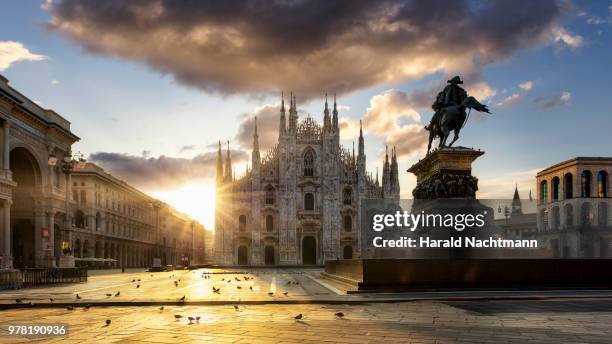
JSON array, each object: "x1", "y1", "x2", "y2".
[
  {"x1": 289, "y1": 92, "x2": 298, "y2": 133},
  {"x1": 323, "y1": 93, "x2": 331, "y2": 131},
  {"x1": 224, "y1": 140, "x2": 232, "y2": 183},
  {"x1": 358, "y1": 120, "x2": 364, "y2": 157},
  {"x1": 279, "y1": 91, "x2": 286, "y2": 136},
  {"x1": 216, "y1": 140, "x2": 224, "y2": 185},
  {"x1": 332, "y1": 93, "x2": 338, "y2": 131},
  {"x1": 252, "y1": 116, "x2": 260, "y2": 170}
]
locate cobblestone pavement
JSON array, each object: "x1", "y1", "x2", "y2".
[{"x1": 0, "y1": 300, "x2": 611, "y2": 343}]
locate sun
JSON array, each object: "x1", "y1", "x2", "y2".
[{"x1": 151, "y1": 182, "x2": 216, "y2": 229}]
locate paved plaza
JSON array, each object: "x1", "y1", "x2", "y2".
[{"x1": 0, "y1": 268, "x2": 611, "y2": 343}]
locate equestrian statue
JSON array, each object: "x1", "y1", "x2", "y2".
[{"x1": 425, "y1": 76, "x2": 491, "y2": 155}]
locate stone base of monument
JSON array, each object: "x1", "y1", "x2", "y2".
[{"x1": 323, "y1": 259, "x2": 612, "y2": 291}]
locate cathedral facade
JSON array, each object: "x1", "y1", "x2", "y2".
[{"x1": 214, "y1": 94, "x2": 399, "y2": 265}]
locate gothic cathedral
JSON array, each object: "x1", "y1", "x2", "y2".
[{"x1": 214, "y1": 94, "x2": 399, "y2": 265}]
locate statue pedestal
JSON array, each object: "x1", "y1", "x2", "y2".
[{"x1": 58, "y1": 255, "x2": 75, "y2": 268}]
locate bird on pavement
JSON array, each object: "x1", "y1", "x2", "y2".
[
  {"x1": 249, "y1": 286, "x2": 253, "y2": 291},
  {"x1": 212, "y1": 287, "x2": 220, "y2": 294},
  {"x1": 179, "y1": 295, "x2": 186, "y2": 302},
  {"x1": 283, "y1": 292, "x2": 288, "y2": 296},
  {"x1": 294, "y1": 313, "x2": 303, "y2": 320},
  {"x1": 195, "y1": 316, "x2": 201, "y2": 322},
  {"x1": 159, "y1": 306, "x2": 164, "y2": 311},
  {"x1": 335, "y1": 312, "x2": 345, "y2": 318},
  {"x1": 234, "y1": 305, "x2": 239, "y2": 311},
  {"x1": 115, "y1": 291, "x2": 120, "y2": 297},
  {"x1": 136, "y1": 284, "x2": 140, "y2": 288},
  {"x1": 66, "y1": 306, "x2": 74, "y2": 311},
  {"x1": 84, "y1": 304, "x2": 91, "y2": 310},
  {"x1": 268, "y1": 292, "x2": 274, "y2": 296},
  {"x1": 49, "y1": 298, "x2": 54, "y2": 302},
  {"x1": 174, "y1": 314, "x2": 183, "y2": 320},
  {"x1": 237, "y1": 286, "x2": 242, "y2": 289},
  {"x1": 132, "y1": 279, "x2": 136, "y2": 283},
  {"x1": 105, "y1": 293, "x2": 112, "y2": 297},
  {"x1": 76, "y1": 294, "x2": 82, "y2": 299},
  {"x1": 105, "y1": 319, "x2": 111, "y2": 326},
  {"x1": 188, "y1": 316, "x2": 195, "y2": 323},
  {"x1": 15, "y1": 299, "x2": 22, "y2": 304}
]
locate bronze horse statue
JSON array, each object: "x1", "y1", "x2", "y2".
[{"x1": 426, "y1": 96, "x2": 490, "y2": 154}]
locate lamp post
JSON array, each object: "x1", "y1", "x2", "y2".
[
  {"x1": 48, "y1": 150, "x2": 86, "y2": 268},
  {"x1": 149, "y1": 201, "x2": 162, "y2": 270}
]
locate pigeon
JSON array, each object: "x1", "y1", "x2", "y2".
[
  {"x1": 335, "y1": 312, "x2": 345, "y2": 318},
  {"x1": 237, "y1": 286, "x2": 242, "y2": 290},
  {"x1": 115, "y1": 291, "x2": 120, "y2": 297},
  {"x1": 132, "y1": 279, "x2": 136, "y2": 283},
  {"x1": 136, "y1": 284, "x2": 140, "y2": 288},
  {"x1": 188, "y1": 316, "x2": 195, "y2": 323},
  {"x1": 283, "y1": 292, "x2": 288, "y2": 296},
  {"x1": 179, "y1": 295, "x2": 186, "y2": 302},
  {"x1": 174, "y1": 314, "x2": 183, "y2": 320},
  {"x1": 105, "y1": 293, "x2": 112, "y2": 297},
  {"x1": 195, "y1": 316, "x2": 201, "y2": 321},
  {"x1": 294, "y1": 313, "x2": 303, "y2": 320},
  {"x1": 287, "y1": 281, "x2": 291, "y2": 285},
  {"x1": 235, "y1": 277, "x2": 241, "y2": 282},
  {"x1": 15, "y1": 299, "x2": 22, "y2": 304},
  {"x1": 137, "y1": 279, "x2": 141, "y2": 282},
  {"x1": 76, "y1": 294, "x2": 82, "y2": 299},
  {"x1": 212, "y1": 287, "x2": 221, "y2": 294},
  {"x1": 268, "y1": 292, "x2": 274, "y2": 296},
  {"x1": 49, "y1": 298, "x2": 54, "y2": 302},
  {"x1": 249, "y1": 286, "x2": 253, "y2": 291},
  {"x1": 234, "y1": 305, "x2": 239, "y2": 311},
  {"x1": 150, "y1": 274, "x2": 153, "y2": 277},
  {"x1": 105, "y1": 319, "x2": 111, "y2": 326},
  {"x1": 159, "y1": 306, "x2": 164, "y2": 311},
  {"x1": 66, "y1": 306, "x2": 74, "y2": 311},
  {"x1": 84, "y1": 304, "x2": 91, "y2": 310}
]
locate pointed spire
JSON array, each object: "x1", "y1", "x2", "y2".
[
  {"x1": 253, "y1": 116, "x2": 259, "y2": 151},
  {"x1": 224, "y1": 140, "x2": 232, "y2": 183},
  {"x1": 281, "y1": 91, "x2": 285, "y2": 112},
  {"x1": 332, "y1": 93, "x2": 338, "y2": 131},
  {"x1": 279, "y1": 91, "x2": 286, "y2": 136},
  {"x1": 358, "y1": 119, "x2": 364, "y2": 158},
  {"x1": 216, "y1": 140, "x2": 224, "y2": 184}
]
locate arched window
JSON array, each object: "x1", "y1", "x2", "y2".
[
  {"x1": 564, "y1": 173, "x2": 573, "y2": 199},
  {"x1": 304, "y1": 193, "x2": 315, "y2": 211},
  {"x1": 343, "y1": 215, "x2": 352, "y2": 232},
  {"x1": 343, "y1": 187, "x2": 352, "y2": 205},
  {"x1": 238, "y1": 215, "x2": 247, "y2": 232},
  {"x1": 564, "y1": 203, "x2": 573, "y2": 228},
  {"x1": 80, "y1": 190, "x2": 87, "y2": 204},
  {"x1": 539, "y1": 181, "x2": 548, "y2": 203},
  {"x1": 73, "y1": 190, "x2": 79, "y2": 202},
  {"x1": 581, "y1": 170, "x2": 592, "y2": 197},
  {"x1": 598, "y1": 171, "x2": 608, "y2": 198},
  {"x1": 551, "y1": 206, "x2": 560, "y2": 230},
  {"x1": 581, "y1": 202, "x2": 593, "y2": 226},
  {"x1": 266, "y1": 215, "x2": 274, "y2": 232},
  {"x1": 265, "y1": 185, "x2": 275, "y2": 205},
  {"x1": 74, "y1": 210, "x2": 85, "y2": 228},
  {"x1": 303, "y1": 149, "x2": 314, "y2": 177},
  {"x1": 598, "y1": 203, "x2": 608, "y2": 226},
  {"x1": 552, "y1": 177, "x2": 560, "y2": 201}
]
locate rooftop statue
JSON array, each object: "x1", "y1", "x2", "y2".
[{"x1": 424, "y1": 76, "x2": 491, "y2": 155}]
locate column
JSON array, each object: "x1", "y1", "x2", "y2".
[
  {"x1": 3, "y1": 120, "x2": 9, "y2": 172},
  {"x1": 34, "y1": 210, "x2": 45, "y2": 267},
  {"x1": 47, "y1": 212, "x2": 56, "y2": 267},
  {"x1": 1, "y1": 200, "x2": 12, "y2": 269}
]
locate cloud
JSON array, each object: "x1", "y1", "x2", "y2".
[
  {"x1": 496, "y1": 93, "x2": 521, "y2": 108},
  {"x1": 0, "y1": 41, "x2": 48, "y2": 71},
  {"x1": 339, "y1": 117, "x2": 360, "y2": 140},
  {"x1": 46, "y1": 0, "x2": 565, "y2": 98},
  {"x1": 89, "y1": 150, "x2": 248, "y2": 190},
  {"x1": 533, "y1": 91, "x2": 571, "y2": 109},
  {"x1": 51, "y1": 79, "x2": 60, "y2": 85},
  {"x1": 362, "y1": 89, "x2": 421, "y2": 135},
  {"x1": 386, "y1": 123, "x2": 429, "y2": 159},
  {"x1": 179, "y1": 145, "x2": 196, "y2": 153},
  {"x1": 519, "y1": 80, "x2": 534, "y2": 91},
  {"x1": 234, "y1": 103, "x2": 280, "y2": 152}
]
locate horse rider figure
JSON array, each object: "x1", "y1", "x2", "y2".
[{"x1": 425, "y1": 76, "x2": 467, "y2": 133}]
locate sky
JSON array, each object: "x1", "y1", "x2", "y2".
[{"x1": 1, "y1": 0, "x2": 612, "y2": 229}]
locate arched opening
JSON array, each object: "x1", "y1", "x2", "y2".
[
  {"x1": 265, "y1": 185, "x2": 275, "y2": 205},
  {"x1": 598, "y1": 171, "x2": 608, "y2": 198},
  {"x1": 539, "y1": 180, "x2": 548, "y2": 203},
  {"x1": 303, "y1": 149, "x2": 315, "y2": 177},
  {"x1": 343, "y1": 215, "x2": 352, "y2": 232},
  {"x1": 238, "y1": 214, "x2": 247, "y2": 232},
  {"x1": 564, "y1": 173, "x2": 573, "y2": 199},
  {"x1": 343, "y1": 187, "x2": 352, "y2": 205},
  {"x1": 343, "y1": 245, "x2": 353, "y2": 259},
  {"x1": 74, "y1": 210, "x2": 85, "y2": 228},
  {"x1": 10, "y1": 147, "x2": 42, "y2": 268},
  {"x1": 551, "y1": 206, "x2": 560, "y2": 230},
  {"x1": 302, "y1": 236, "x2": 316, "y2": 265},
  {"x1": 80, "y1": 190, "x2": 87, "y2": 204},
  {"x1": 581, "y1": 202, "x2": 593, "y2": 226},
  {"x1": 552, "y1": 177, "x2": 560, "y2": 201},
  {"x1": 581, "y1": 170, "x2": 592, "y2": 197},
  {"x1": 540, "y1": 208, "x2": 548, "y2": 231},
  {"x1": 598, "y1": 203, "x2": 608, "y2": 226},
  {"x1": 237, "y1": 245, "x2": 248, "y2": 265},
  {"x1": 265, "y1": 215, "x2": 273, "y2": 232},
  {"x1": 304, "y1": 193, "x2": 314, "y2": 211},
  {"x1": 264, "y1": 245, "x2": 275, "y2": 265}
]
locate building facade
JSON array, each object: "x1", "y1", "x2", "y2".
[
  {"x1": 214, "y1": 94, "x2": 399, "y2": 265},
  {"x1": 70, "y1": 163, "x2": 205, "y2": 268},
  {"x1": 0, "y1": 74, "x2": 79, "y2": 269},
  {"x1": 536, "y1": 157, "x2": 611, "y2": 257}
]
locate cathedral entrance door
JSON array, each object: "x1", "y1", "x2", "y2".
[
  {"x1": 237, "y1": 245, "x2": 248, "y2": 265},
  {"x1": 264, "y1": 245, "x2": 275, "y2": 265},
  {"x1": 302, "y1": 236, "x2": 316, "y2": 265}
]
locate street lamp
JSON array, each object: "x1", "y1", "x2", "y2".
[
  {"x1": 148, "y1": 201, "x2": 163, "y2": 270},
  {"x1": 48, "y1": 150, "x2": 86, "y2": 268}
]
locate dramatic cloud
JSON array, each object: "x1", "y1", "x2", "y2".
[
  {"x1": 362, "y1": 89, "x2": 421, "y2": 135},
  {"x1": 533, "y1": 91, "x2": 571, "y2": 110},
  {"x1": 46, "y1": 0, "x2": 567, "y2": 98},
  {"x1": 0, "y1": 41, "x2": 47, "y2": 71},
  {"x1": 519, "y1": 81, "x2": 534, "y2": 91},
  {"x1": 386, "y1": 123, "x2": 429, "y2": 159},
  {"x1": 89, "y1": 150, "x2": 248, "y2": 190},
  {"x1": 234, "y1": 103, "x2": 280, "y2": 153},
  {"x1": 495, "y1": 80, "x2": 535, "y2": 108}
]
